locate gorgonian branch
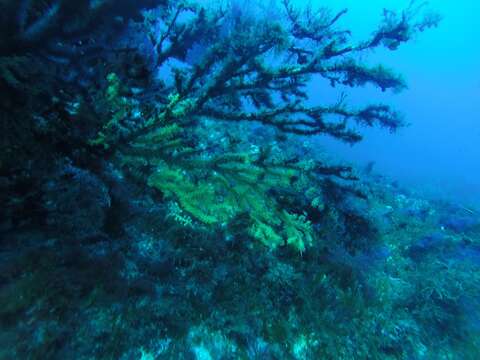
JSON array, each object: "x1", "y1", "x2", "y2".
[
  {"x1": 99, "y1": 0, "x2": 437, "y2": 151},
  {"x1": 200, "y1": 102, "x2": 403, "y2": 143}
]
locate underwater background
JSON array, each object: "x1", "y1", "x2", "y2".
[
  {"x1": 314, "y1": 0, "x2": 480, "y2": 206},
  {"x1": 0, "y1": 0, "x2": 479, "y2": 359}
]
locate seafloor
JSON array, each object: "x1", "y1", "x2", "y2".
[{"x1": 1, "y1": 169, "x2": 479, "y2": 359}]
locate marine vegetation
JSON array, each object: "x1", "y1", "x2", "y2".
[
  {"x1": 78, "y1": 0, "x2": 436, "y2": 251},
  {"x1": 1, "y1": 0, "x2": 479, "y2": 359}
]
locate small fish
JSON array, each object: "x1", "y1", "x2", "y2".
[{"x1": 460, "y1": 206, "x2": 477, "y2": 215}]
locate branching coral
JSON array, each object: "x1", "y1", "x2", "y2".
[
  {"x1": 146, "y1": 156, "x2": 314, "y2": 251},
  {"x1": 0, "y1": 0, "x2": 439, "y2": 250},
  {"x1": 123, "y1": 116, "x2": 316, "y2": 251},
  {"x1": 85, "y1": 72, "x2": 315, "y2": 251},
  {"x1": 82, "y1": 1, "x2": 439, "y2": 250},
  {"x1": 103, "y1": 0, "x2": 439, "y2": 148},
  {"x1": 89, "y1": 73, "x2": 133, "y2": 149}
]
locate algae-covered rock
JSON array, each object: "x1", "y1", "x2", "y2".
[{"x1": 42, "y1": 164, "x2": 111, "y2": 240}]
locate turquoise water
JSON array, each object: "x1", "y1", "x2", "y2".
[{"x1": 310, "y1": 0, "x2": 480, "y2": 205}]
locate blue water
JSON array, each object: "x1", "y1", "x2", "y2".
[{"x1": 308, "y1": 0, "x2": 480, "y2": 205}]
